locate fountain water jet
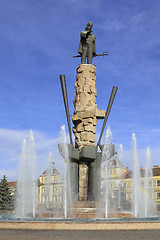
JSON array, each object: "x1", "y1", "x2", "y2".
[
  {"x1": 118, "y1": 144, "x2": 124, "y2": 163},
  {"x1": 60, "y1": 125, "x2": 72, "y2": 218},
  {"x1": 45, "y1": 152, "x2": 54, "y2": 210},
  {"x1": 144, "y1": 147, "x2": 155, "y2": 217},
  {"x1": 117, "y1": 144, "x2": 124, "y2": 209},
  {"x1": 131, "y1": 133, "x2": 142, "y2": 217},
  {"x1": 15, "y1": 130, "x2": 37, "y2": 218},
  {"x1": 101, "y1": 126, "x2": 113, "y2": 218}
]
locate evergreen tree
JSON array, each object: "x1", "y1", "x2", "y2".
[{"x1": 0, "y1": 175, "x2": 12, "y2": 211}]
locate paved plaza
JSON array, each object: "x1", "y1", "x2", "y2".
[{"x1": 0, "y1": 229, "x2": 160, "y2": 240}]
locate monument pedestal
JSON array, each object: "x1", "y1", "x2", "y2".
[{"x1": 68, "y1": 201, "x2": 103, "y2": 219}]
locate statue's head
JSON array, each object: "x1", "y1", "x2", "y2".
[{"x1": 85, "y1": 21, "x2": 93, "y2": 32}]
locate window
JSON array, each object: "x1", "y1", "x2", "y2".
[
  {"x1": 149, "y1": 181, "x2": 152, "y2": 187},
  {"x1": 157, "y1": 193, "x2": 160, "y2": 199},
  {"x1": 141, "y1": 181, "x2": 144, "y2": 187},
  {"x1": 157, "y1": 204, "x2": 160, "y2": 212},
  {"x1": 123, "y1": 183, "x2": 126, "y2": 188},
  {"x1": 157, "y1": 180, "x2": 160, "y2": 186}
]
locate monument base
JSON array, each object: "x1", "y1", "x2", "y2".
[{"x1": 67, "y1": 201, "x2": 103, "y2": 219}]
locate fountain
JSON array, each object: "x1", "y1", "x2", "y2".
[
  {"x1": 100, "y1": 127, "x2": 131, "y2": 218},
  {"x1": 45, "y1": 152, "x2": 55, "y2": 211},
  {"x1": 59, "y1": 125, "x2": 73, "y2": 218},
  {"x1": 11, "y1": 127, "x2": 158, "y2": 221},
  {"x1": 2, "y1": 21, "x2": 159, "y2": 224},
  {"x1": 131, "y1": 134, "x2": 155, "y2": 218},
  {"x1": 144, "y1": 147, "x2": 155, "y2": 217},
  {"x1": 101, "y1": 126, "x2": 113, "y2": 218},
  {"x1": 131, "y1": 133, "x2": 142, "y2": 217},
  {"x1": 15, "y1": 130, "x2": 37, "y2": 218},
  {"x1": 117, "y1": 144, "x2": 124, "y2": 209},
  {"x1": 118, "y1": 144, "x2": 124, "y2": 164}
]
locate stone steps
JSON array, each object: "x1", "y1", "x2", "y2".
[
  {"x1": 68, "y1": 201, "x2": 103, "y2": 219},
  {"x1": 73, "y1": 201, "x2": 99, "y2": 208}
]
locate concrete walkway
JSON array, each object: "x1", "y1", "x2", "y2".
[{"x1": 0, "y1": 229, "x2": 160, "y2": 240}]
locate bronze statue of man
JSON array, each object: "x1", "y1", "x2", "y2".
[{"x1": 78, "y1": 21, "x2": 96, "y2": 64}]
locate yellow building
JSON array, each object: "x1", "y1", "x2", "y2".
[
  {"x1": 122, "y1": 165, "x2": 160, "y2": 212},
  {"x1": 8, "y1": 162, "x2": 64, "y2": 214},
  {"x1": 101, "y1": 157, "x2": 160, "y2": 214},
  {"x1": 37, "y1": 161, "x2": 64, "y2": 211},
  {"x1": 151, "y1": 166, "x2": 160, "y2": 212}
]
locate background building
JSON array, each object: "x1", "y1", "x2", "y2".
[
  {"x1": 37, "y1": 161, "x2": 64, "y2": 212},
  {"x1": 101, "y1": 157, "x2": 160, "y2": 214}
]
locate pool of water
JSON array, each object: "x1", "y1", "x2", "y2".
[{"x1": 0, "y1": 215, "x2": 160, "y2": 222}]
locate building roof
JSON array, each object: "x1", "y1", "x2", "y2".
[
  {"x1": 8, "y1": 181, "x2": 16, "y2": 187},
  {"x1": 41, "y1": 168, "x2": 61, "y2": 176},
  {"x1": 123, "y1": 170, "x2": 132, "y2": 179},
  {"x1": 123, "y1": 167, "x2": 160, "y2": 179}
]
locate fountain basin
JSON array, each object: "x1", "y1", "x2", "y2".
[{"x1": 0, "y1": 217, "x2": 160, "y2": 230}]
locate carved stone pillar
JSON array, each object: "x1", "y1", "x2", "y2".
[
  {"x1": 72, "y1": 64, "x2": 105, "y2": 150},
  {"x1": 72, "y1": 64, "x2": 105, "y2": 200}
]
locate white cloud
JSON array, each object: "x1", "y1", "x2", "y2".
[
  {"x1": 0, "y1": 168, "x2": 19, "y2": 181},
  {"x1": 0, "y1": 128, "x2": 64, "y2": 182}
]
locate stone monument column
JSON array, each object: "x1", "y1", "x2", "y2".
[{"x1": 72, "y1": 64, "x2": 105, "y2": 201}]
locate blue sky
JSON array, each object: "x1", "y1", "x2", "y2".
[{"x1": 0, "y1": 0, "x2": 160, "y2": 181}]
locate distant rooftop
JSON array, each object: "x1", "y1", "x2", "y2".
[
  {"x1": 41, "y1": 168, "x2": 61, "y2": 176},
  {"x1": 123, "y1": 165, "x2": 160, "y2": 179},
  {"x1": 8, "y1": 181, "x2": 16, "y2": 187}
]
